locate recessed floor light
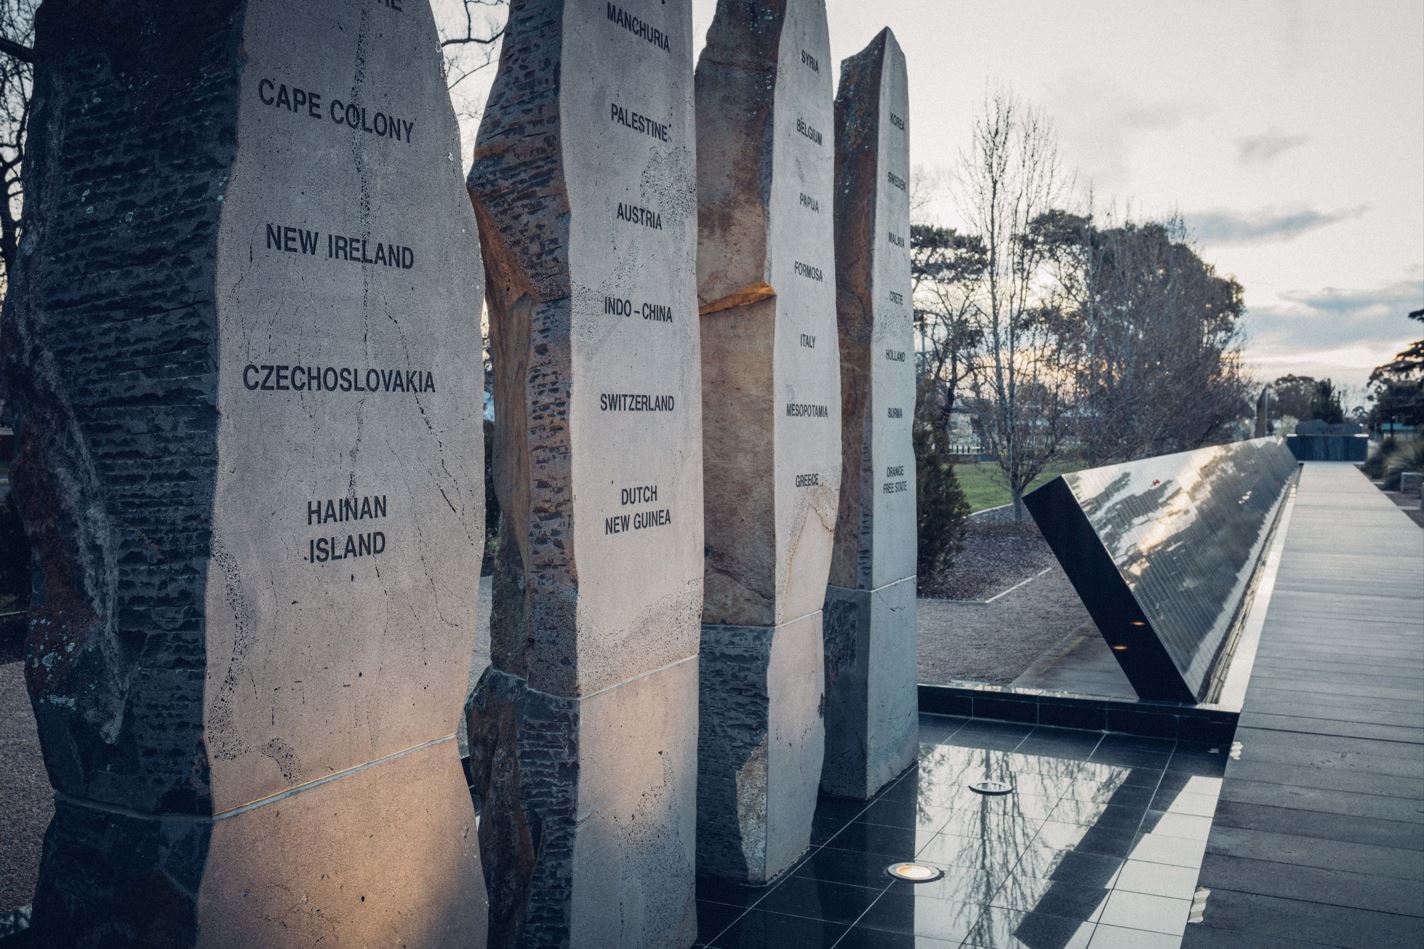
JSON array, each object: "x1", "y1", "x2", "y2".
[
  {"x1": 885, "y1": 862, "x2": 944, "y2": 883},
  {"x1": 968, "y1": 779, "x2": 1013, "y2": 795}
]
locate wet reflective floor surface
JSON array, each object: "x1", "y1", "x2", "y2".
[{"x1": 696, "y1": 715, "x2": 1227, "y2": 948}]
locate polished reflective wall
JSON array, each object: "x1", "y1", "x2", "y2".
[{"x1": 1025, "y1": 439, "x2": 1298, "y2": 703}]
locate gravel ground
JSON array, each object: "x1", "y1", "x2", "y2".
[
  {"x1": 1, "y1": 662, "x2": 49, "y2": 913},
  {"x1": 914, "y1": 504, "x2": 1096, "y2": 685},
  {"x1": 917, "y1": 562, "x2": 1094, "y2": 685},
  {"x1": 920, "y1": 504, "x2": 1060, "y2": 601}
]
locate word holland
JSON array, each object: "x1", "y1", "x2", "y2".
[
  {"x1": 243, "y1": 364, "x2": 435, "y2": 394},
  {"x1": 616, "y1": 202, "x2": 663, "y2": 230},
  {"x1": 606, "y1": 2, "x2": 670, "y2": 52},
  {"x1": 610, "y1": 101, "x2": 671, "y2": 143},
  {"x1": 266, "y1": 223, "x2": 414, "y2": 269},
  {"x1": 786, "y1": 402, "x2": 829, "y2": 418},
  {"x1": 257, "y1": 79, "x2": 414, "y2": 144},
  {"x1": 600, "y1": 393, "x2": 675, "y2": 411}
]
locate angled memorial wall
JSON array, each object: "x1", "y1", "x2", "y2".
[
  {"x1": 696, "y1": 0, "x2": 842, "y2": 884},
  {"x1": 1024, "y1": 439, "x2": 1298, "y2": 704},
  {"x1": 823, "y1": 28, "x2": 917, "y2": 800},
  {"x1": 0, "y1": 1, "x2": 486, "y2": 945},
  {"x1": 465, "y1": 0, "x2": 701, "y2": 945}
]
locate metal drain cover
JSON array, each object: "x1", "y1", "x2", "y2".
[{"x1": 968, "y1": 779, "x2": 1014, "y2": 795}]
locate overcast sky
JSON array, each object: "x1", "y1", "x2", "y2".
[{"x1": 443, "y1": 0, "x2": 1424, "y2": 396}]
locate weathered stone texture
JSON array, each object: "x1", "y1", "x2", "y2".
[
  {"x1": 696, "y1": 0, "x2": 840, "y2": 884},
  {"x1": 822, "y1": 28, "x2": 917, "y2": 800},
  {"x1": 467, "y1": 0, "x2": 701, "y2": 944},
  {"x1": 2, "y1": 1, "x2": 487, "y2": 944}
]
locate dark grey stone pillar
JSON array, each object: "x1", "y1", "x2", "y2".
[{"x1": 1, "y1": 2, "x2": 486, "y2": 945}]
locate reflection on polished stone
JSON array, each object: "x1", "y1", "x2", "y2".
[
  {"x1": 1024, "y1": 438, "x2": 1297, "y2": 702},
  {"x1": 697, "y1": 714, "x2": 1224, "y2": 948}
]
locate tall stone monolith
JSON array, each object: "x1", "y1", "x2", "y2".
[
  {"x1": 464, "y1": 1, "x2": 701, "y2": 946},
  {"x1": 823, "y1": 29, "x2": 918, "y2": 800},
  {"x1": 0, "y1": 2, "x2": 487, "y2": 946},
  {"x1": 696, "y1": 0, "x2": 842, "y2": 885}
]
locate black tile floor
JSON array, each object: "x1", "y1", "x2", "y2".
[{"x1": 695, "y1": 714, "x2": 1228, "y2": 949}]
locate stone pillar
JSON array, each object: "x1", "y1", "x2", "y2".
[
  {"x1": 0, "y1": 2, "x2": 486, "y2": 946},
  {"x1": 465, "y1": 1, "x2": 701, "y2": 946},
  {"x1": 823, "y1": 29, "x2": 918, "y2": 801},
  {"x1": 696, "y1": 0, "x2": 841, "y2": 884}
]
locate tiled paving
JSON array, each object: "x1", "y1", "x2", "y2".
[
  {"x1": 695, "y1": 715, "x2": 1228, "y2": 948},
  {"x1": 1183, "y1": 464, "x2": 1424, "y2": 949}
]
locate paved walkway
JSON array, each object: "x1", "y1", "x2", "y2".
[{"x1": 1184, "y1": 463, "x2": 1424, "y2": 949}]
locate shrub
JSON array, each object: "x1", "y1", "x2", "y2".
[
  {"x1": 915, "y1": 427, "x2": 971, "y2": 578},
  {"x1": 1362, "y1": 436, "x2": 1398, "y2": 480},
  {"x1": 1383, "y1": 437, "x2": 1424, "y2": 489}
]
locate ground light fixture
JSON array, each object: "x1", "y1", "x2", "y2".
[
  {"x1": 885, "y1": 862, "x2": 946, "y2": 883},
  {"x1": 968, "y1": 778, "x2": 1014, "y2": 795}
]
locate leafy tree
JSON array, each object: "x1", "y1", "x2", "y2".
[
  {"x1": 1269, "y1": 374, "x2": 1318, "y2": 421},
  {"x1": 1042, "y1": 214, "x2": 1250, "y2": 463},
  {"x1": 1366, "y1": 309, "x2": 1424, "y2": 430},
  {"x1": 910, "y1": 223, "x2": 985, "y2": 451},
  {"x1": 1307, "y1": 378, "x2": 1345, "y2": 424}
]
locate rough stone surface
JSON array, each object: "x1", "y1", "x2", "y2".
[
  {"x1": 822, "y1": 29, "x2": 917, "y2": 801},
  {"x1": 0, "y1": 1, "x2": 486, "y2": 944},
  {"x1": 466, "y1": 0, "x2": 701, "y2": 945},
  {"x1": 823, "y1": 577, "x2": 917, "y2": 797},
  {"x1": 696, "y1": 0, "x2": 840, "y2": 883}
]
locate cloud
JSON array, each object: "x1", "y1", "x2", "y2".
[
  {"x1": 1234, "y1": 129, "x2": 1310, "y2": 165},
  {"x1": 1045, "y1": 72, "x2": 1211, "y2": 189},
  {"x1": 1188, "y1": 204, "x2": 1368, "y2": 245},
  {"x1": 1244, "y1": 276, "x2": 1423, "y2": 390},
  {"x1": 1246, "y1": 276, "x2": 1423, "y2": 358}
]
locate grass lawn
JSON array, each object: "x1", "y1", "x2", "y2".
[{"x1": 952, "y1": 460, "x2": 1078, "y2": 513}]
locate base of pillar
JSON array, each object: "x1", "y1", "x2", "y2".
[
  {"x1": 466, "y1": 661, "x2": 698, "y2": 949},
  {"x1": 28, "y1": 738, "x2": 486, "y2": 948},
  {"x1": 697, "y1": 612, "x2": 826, "y2": 884},
  {"x1": 822, "y1": 577, "x2": 918, "y2": 799}
]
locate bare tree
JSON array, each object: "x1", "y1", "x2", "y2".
[
  {"x1": 1049, "y1": 211, "x2": 1251, "y2": 462},
  {"x1": 436, "y1": 0, "x2": 507, "y2": 133},
  {"x1": 958, "y1": 89, "x2": 1076, "y2": 518},
  {"x1": 0, "y1": 0, "x2": 35, "y2": 291},
  {"x1": 911, "y1": 222, "x2": 985, "y2": 452}
]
